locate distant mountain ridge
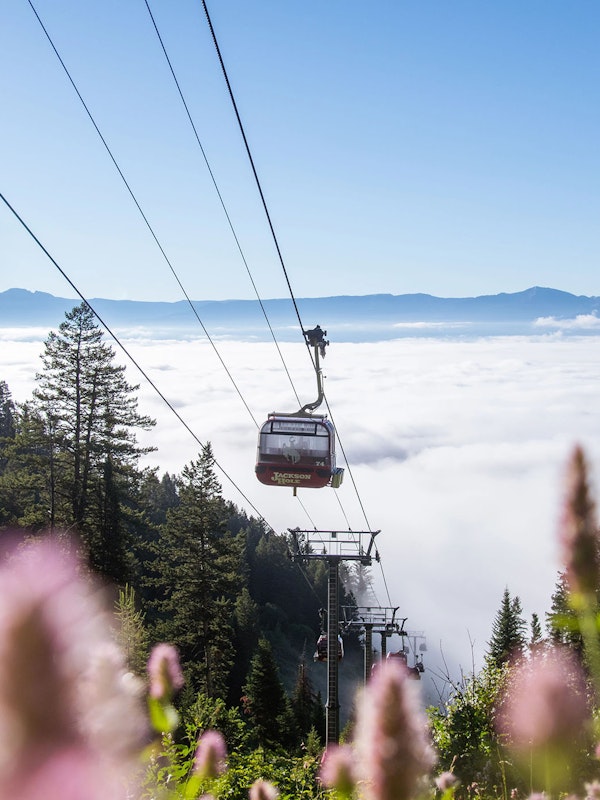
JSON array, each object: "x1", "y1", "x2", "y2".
[{"x1": 1, "y1": 287, "x2": 599, "y2": 341}]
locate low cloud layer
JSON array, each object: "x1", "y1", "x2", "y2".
[
  {"x1": 2, "y1": 332, "x2": 600, "y2": 696},
  {"x1": 534, "y1": 314, "x2": 600, "y2": 330}
]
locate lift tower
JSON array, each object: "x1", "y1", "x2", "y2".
[
  {"x1": 341, "y1": 606, "x2": 408, "y2": 681},
  {"x1": 289, "y1": 528, "x2": 379, "y2": 747}
]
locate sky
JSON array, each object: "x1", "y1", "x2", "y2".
[
  {"x1": 2, "y1": 1, "x2": 600, "y2": 302},
  {"x1": 3, "y1": 328, "x2": 600, "y2": 701}
]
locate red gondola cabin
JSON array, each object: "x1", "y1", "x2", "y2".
[{"x1": 255, "y1": 414, "x2": 342, "y2": 489}]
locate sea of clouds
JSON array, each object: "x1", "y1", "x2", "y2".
[{"x1": 2, "y1": 326, "x2": 600, "y2": 701}]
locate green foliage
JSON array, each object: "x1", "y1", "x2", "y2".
[
  {"x1": 242, "y1": 638, "x2": 297, "y2": 749},
  {"x1": 229, "y1": 587, "x2": 260, "y2": 706},
  {"x1": 185, "y1": 693, "x2": 250, "y2": 754},
  {"x1": 211, "y1": 748, "x2": 325, "y2": 800},
  {"x1": 546, "y1": 571, "x2": 585, "y2": 655},
  {"x1": 139, "y1": 470, "x2": 179, "y2": 527},
  {"x1": 150, "y1": 444, "x2": 242, "y2": 699},
  {"x1": 428, "y1": 663, "x2": 509, "y2": 793},
  {"x1": 0, "y1": 402, "x2": 51, "y2": 529},
  {"x1": 141, "y1": 689, "x2": 325, "y2": 800},
  {"x1": 115, "y1": 584, "x2": 150, "y2": 676},
  {"x1": 292, "y1": 660, "x2": 324, "y2": 745},
  {"x1": 0, "y1": 380, "x2": 15, "y2": 472}
]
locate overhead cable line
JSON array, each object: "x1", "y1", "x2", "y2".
[
  {"x1": 324, "y1": 398, "x2": 372, "y2": 530},
  {"x1": 143, "y1": 0, "x2": 302, "y2": 409},
  {"x1": 295, "y1": 494, "x2": 318, "y2": 531},
  {"x1": 2, "y1": 189, "x2": 329, "y2": 609},
  {"x1": 26, "y1": 0, "x2": 259, "y2": 429},
  {"x1": 200, "y1": 0, "x2": 306, "y2": 338},
  {"x1": 200, "y1": 1, "x2": 377, "y2": 537},
  {"x1": 29, "y1": 0, "x2": 349, "y2": 563},
  {"x1": 0, "y1": 192, "x2": 267, "y2": 524},
  {"x1": 201, "y1": 3, "x2": 396, "y2": 608},
  {"x1": 200, "y1": 2, "x2": 355, "y2": 505},
  {"x1": 28, "y1": 0, "x2": 389, "y2": 611},
  {"x1": 333, "y1": 491, "x2": 352, "y2": 531},
  {"x1": 322, "y1": 399, "x2": 389, "y2": 605}
]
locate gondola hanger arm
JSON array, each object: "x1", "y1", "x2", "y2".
[{"x1": 296, "y1": 325, "x2": 328, "y2": 415}]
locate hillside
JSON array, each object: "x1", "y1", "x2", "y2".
[{"x1": 2, "y1": 286, "x2": 599, "y2": 341}]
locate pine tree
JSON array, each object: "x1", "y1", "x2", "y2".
[
  {"x1": 115, "y1": 584, "x2": 149, "y2": 676},
  {"x1": 140, "y1": 470, "x2": 180, "y2": 526},
  {"x1": 291, "y1": 659, "x2": 323, "y2": 744},
  {"x1": 0, "y1": 381, "x2": 15, "y2": 472},
  {"x1": 529, "y1": 611, "x2": 543, "y2": 649},
  {"x1": 242, "y1": 637, "x2": 297, "y2": 748},
  {"x1": 151, "y1": 444, "x2": 241, "y2": 699},
  {"x1": 486, "y1": 587, "x2": 527, "y2": 667},
  {"x1": 546, "y1": 571, "x2": 584, "y2": 655},
  {"x1": 228, "y1": 587, "x2": 260, "y2": 706},
  {"x1": 0, "y1": 403, "x2": 52, "y2": 530},
  {"x1": 31, "y1": 303, "x2": 155, "y2": 576},
  {"x1": 343, "y1": 562, "x2": 376, "y2": 605}
]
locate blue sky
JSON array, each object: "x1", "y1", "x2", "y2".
[{"x1": 2, "y1": 1, "x2": 600, "y2": 301}]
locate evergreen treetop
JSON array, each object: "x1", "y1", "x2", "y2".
[{"x1": 486, "y1": 587, "x2": 527, "y2": 668}]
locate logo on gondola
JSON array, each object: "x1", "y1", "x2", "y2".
[{"x1": 271, "y1": 472, "x2": 311, "y2": 485}]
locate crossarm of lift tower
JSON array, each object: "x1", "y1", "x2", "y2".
[
  {"x1": 341, "y1": 605, "x2": 408, "y2": 633},
  {"x1": 288, "y1": 528, "x2": 380, "y2": 566}
]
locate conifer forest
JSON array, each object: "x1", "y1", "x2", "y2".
[{"x1": 2, "y1": 304, "x2": 600, "y2": 800}]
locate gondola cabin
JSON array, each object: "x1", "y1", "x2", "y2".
[
  {"x1": 387, "y1": 650, "x2": 408, "y2": 664},
  {"x1": 255, "y1": 414, "x2": 343, "y2": 488},
  {"x1": 313, "y1": 634, "x2": 344, "y2": 662}
]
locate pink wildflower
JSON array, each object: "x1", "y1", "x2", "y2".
[
  {"x1": 4, "y1": 745, "x2": 124, "y2": 800},
  {"x1": 0, "y1": 536, "x2": 146, "y2": 798},
  {"x1": 497, "y1": 646, "x2": 588, "y2": 750},
  {"x1": 354, "y1": 661, "x2": 436, "y2": 800},
  {"x1": 249, "y1": 778, "x2": 279, "y2": 800},
  {"x1": 78, "y1": 641, "x2": 148, "y2": 758},
  {"x1": 435, "y1": 771, "x2": 459, "y2": 791},
  {"x1": 586, "y1": 781, "x2": 600, "y2": 800},
  {"x1": 319, "y1": 744, "x2": 356, "y2": 794},
  {"x1": 147, "y1": 643, "x2": 184, "y2": 699},
  {"x1": 194, "y1": 729, "x2": 227, "y2": 779},
  {"x1": 559, "y1": 445, "x2": 599, "y2": 597}
]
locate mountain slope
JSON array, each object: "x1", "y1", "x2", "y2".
[{"x1": 2, "y1": 287, "x2": 598, "y2": 340}]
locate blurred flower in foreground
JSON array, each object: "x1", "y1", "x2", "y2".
[
  {"x1": 249, "y1": 778, "x2": 279, "y2": 800},
  {"x1": 354, "y1": 661, "x2": 436, "y2": 800},
  {"x1": 147, "y1": 642, "x2": 184, "y2": 701},
  {"x1": 586, "y1": 780, "x2": 600, "y2": 800},
  {"x1": 435, "y1": 771, "x2": 459, "y2": 791},
  {"x1": 497, "y1": 646, "x2": 590, "y2": 793},
  {"x1": 194, "y1": 729, "x2": 227, "y2": 779},
  {"x1": 560, "y1": 445, "x2": 599, "y2": 599},
  {"x1": 319, "y1": 744, "x2": 356, "y2": 795},
  {"x1": 146, "y1": 642, "x2": 184, "y2": 733},
  {"x1": 78, "y1": 641, "x2": 147, "y2": 760},
  {"x1": 497, "y1": 646, "x2": 588, "y2": 750},
  {"x1": 0, "y1": 535, "x2": 147, "y2": 799}
]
